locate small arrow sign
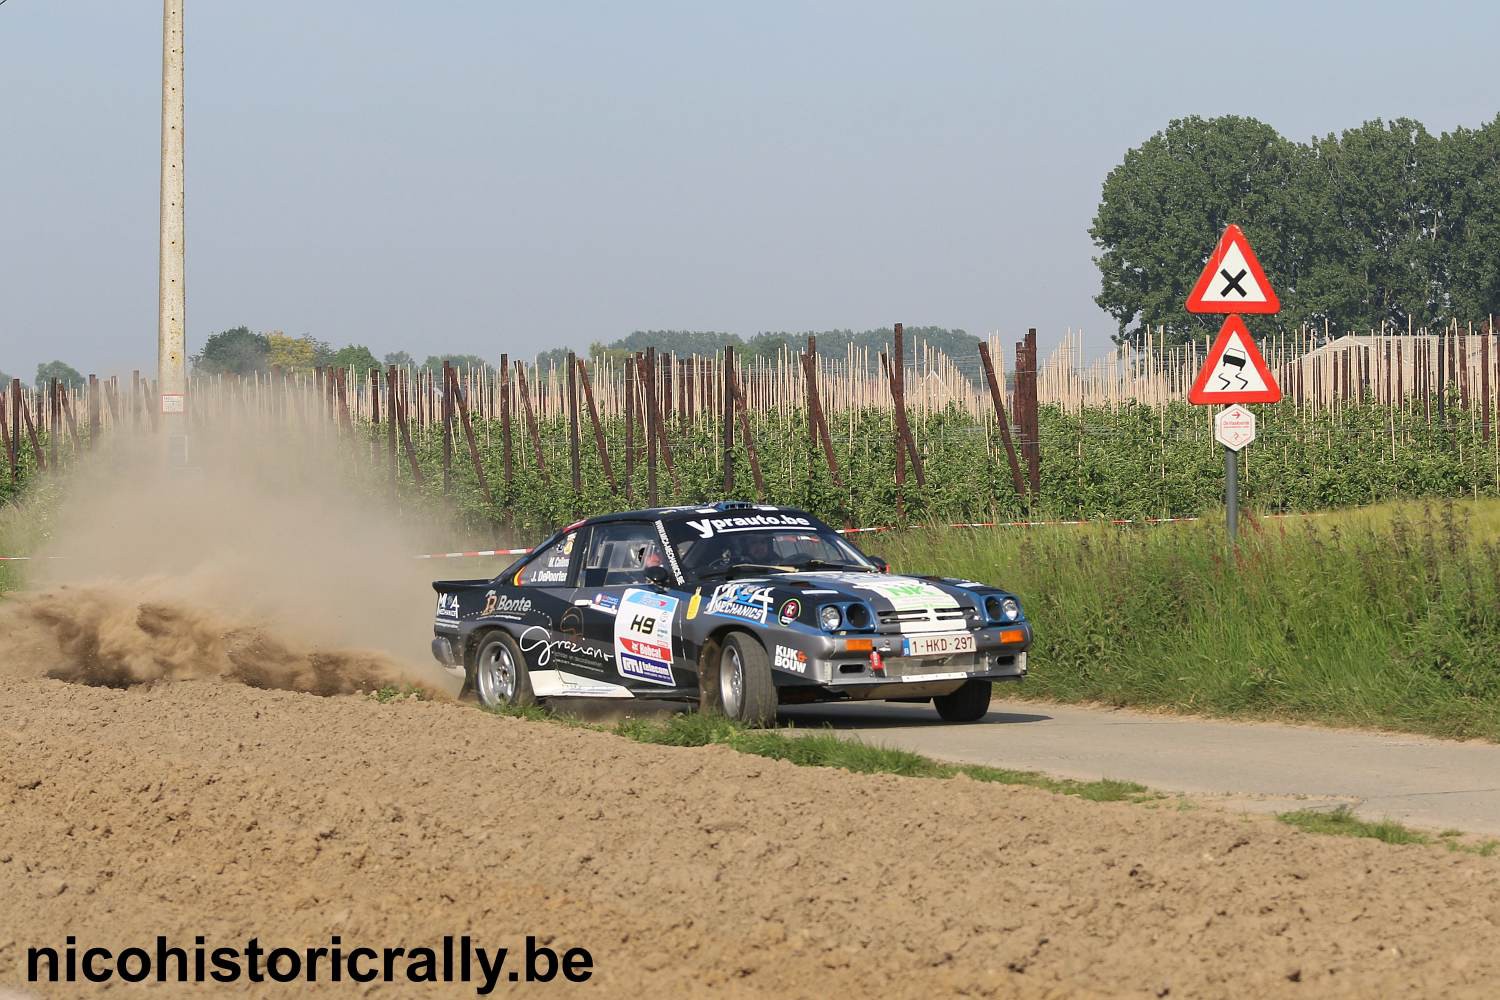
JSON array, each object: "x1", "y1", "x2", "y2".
[
  {"x1": 1188, "y1": 316, "x2": 1281, "y2": 404},
  {"x1": 1186, "y1": 224, "x2": 1280, "y2": 314}
]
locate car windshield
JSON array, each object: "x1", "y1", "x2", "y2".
[{"x1": 660, "y1": 511, "x2": 875, "y2": 580}]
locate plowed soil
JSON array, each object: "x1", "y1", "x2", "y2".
[{"x1": 2, "y1": 676, "x2": 1499, "y2": 998}]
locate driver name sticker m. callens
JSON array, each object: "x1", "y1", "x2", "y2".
[{"x1": 614, "y1": 589, "x2": 678, "y2": 685}]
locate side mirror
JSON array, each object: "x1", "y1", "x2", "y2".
[
  {"x1": 869, "y1": 556, "x2": 890, "y2": 574},
  {"x1": 643, "y1": 564, "x2": 672, "y2": 587}
]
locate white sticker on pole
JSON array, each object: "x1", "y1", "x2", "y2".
[
  {"x1": 160, "y1": 393, "x2": 185, "y2": 414},
  {"x1": 1214, "y1": 404, "x2": 1256, "y2": 451}
]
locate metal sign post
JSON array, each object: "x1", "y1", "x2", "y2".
[{"x1": 1213, "y1": 404, "x2": 1256, "y2": 542}]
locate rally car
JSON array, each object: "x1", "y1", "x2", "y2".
[{"x1": 431, "y1": 501, "x2": 1030, "y2": 725}]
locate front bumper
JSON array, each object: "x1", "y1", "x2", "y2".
[{"x1": 783, "y1": 625, "x2": 1030, "y2": 688}]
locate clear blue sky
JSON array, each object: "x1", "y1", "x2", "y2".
[{"x1": 2, "y1": 1, "x2": 1497, "y2": 379}]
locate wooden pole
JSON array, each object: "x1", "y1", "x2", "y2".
[
  {"x1": 894, "y1": 323, "x2": 906, "y2": 519},
  {"x1": 802, "y1": 337, "x2": 846, "y2": 490},
  {"x1": 625, "y1": 353, "x2": 636, "y2": 504},
  {"x1": 567, "y1": 351, "x2": 582, "y2": 505},
  {"x1": 722, "y1": 345, "x2": 736, "y2": 493},
  {"x1": 516, "y1": 363, "x2": 549, "y2": 485},
  {"x1": 500, "y1": 354, "x2": 513, "y2": 500},
  {"x1": 639, "y1": 350, "x2": 680, "y2": 496},
  {"x1": 397, "y1": 369, "x2": 425, "y2": 486},
  {"x1": 448, "y1": 364, "x2": 494, "y2": 505},
  {"x1": 730, "y1": 362, "x2": 765, "y2": 500},
  {"x1": 577, "y1": 357, "x2": 617, "y2": 495},
  {"x1": 978, "y1": 341, "x2": 1026, "y2": 500}
]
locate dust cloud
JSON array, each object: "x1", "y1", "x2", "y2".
[{"x1": 0, "y1": 424, "x2": 480, "y2": 696}]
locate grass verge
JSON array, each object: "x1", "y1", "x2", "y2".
[
  {"x1": 1277, "y1": 805, "x2": 1499, "y2": 855},
  {"x1": 869, "y1": 498, "x2": 1500, "y2": 744}
]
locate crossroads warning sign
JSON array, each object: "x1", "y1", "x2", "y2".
[
  {"x1": 1187, "y1": 315, "x2": 1281, "y2": 404},
  {"x1": 1186, "y1": 224, "x2": 1280, "y2": 314}
]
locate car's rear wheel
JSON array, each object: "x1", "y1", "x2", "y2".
[
  {"x1": 933, "y1": 679, "x2": 992, "y2": 722},
  {"x1": 703, "y1": 632, "x2": 777, "y2": 727},
  {"x1": 464, "y1": 631, "x2": 536, "y2": 711}
]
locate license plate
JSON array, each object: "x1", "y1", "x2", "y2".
[{"x1": 902, "y1": 632, "x2": 976, "y2": 657}]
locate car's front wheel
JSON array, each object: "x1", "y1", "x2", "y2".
[
  {"x1": 464, "y1": 631, "x2": 536, "y2": 711},
  {"x1": 933, "y1": 679, "x2": 992, "y2": 722},
  {"x1": 702, "y1": 632, "x2": 777, "y2": 727}
]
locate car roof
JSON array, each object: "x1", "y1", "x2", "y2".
[{"x1": 575, "y1": 500, "x2": 817, "y2": 528}]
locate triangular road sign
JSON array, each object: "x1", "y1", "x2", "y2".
[
  {"x1": 1188, "y1": 315, "x2": 1281, "y2": 404},
  {"x1": 1186, "y1": 224, "x2": 1280, "y2": 314}
]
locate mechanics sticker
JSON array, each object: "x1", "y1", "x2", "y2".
[
  {"x1": 654, "y1": 520, "x2": 684, "y2": 583},
  {"x1": 436, "y1": 593, "x2": 460, "y2": 619},
  {"x1": 706, "y1": 583, "x2": 775, "y2": 624},
  {"x1": 778, "y1": 599, "x2": 801, "y2": 626},
  {"x1": 614, "y1": 588, "x2": 678, "y2": 685}
]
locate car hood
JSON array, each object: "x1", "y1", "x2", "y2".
[{"x1": 709, "y1": 571, "x2": 1010, "y2": 610}]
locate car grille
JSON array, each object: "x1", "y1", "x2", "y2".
[{"x1": 877, "y1": 607, "x2": 968, "y2": 633}]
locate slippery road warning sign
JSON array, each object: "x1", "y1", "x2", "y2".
[
  {"x1": 1188, "y1": 316, "x2": 1281, "y2": 404},
  {"x1": 1185, "y1": 224, "x2": 1280, "y2": 314}
]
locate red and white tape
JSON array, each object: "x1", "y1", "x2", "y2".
[{"x1": 412, "y1": 547, "x2": 532, "y2": 560}]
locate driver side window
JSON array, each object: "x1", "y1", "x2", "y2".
[{"x1": 581, "y1": 522, "x2": 665, "y2": 588}]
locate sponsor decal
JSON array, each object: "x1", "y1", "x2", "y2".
[
  {"x1": 613, "y1": 588, "x2": 679, "y2": 685},
  {"x1": 773, "y1": 645, "x2": 808, "y2": 674},
  {"x1": 562, "y1": 532, "x2": 577, "y2": 556},
  {"x1": 838, "y1": 575, "x2": 958, "y2": 612},
  {"x1": 706, "y1": 583, "x2": 775, "y2": 625},
  {"x1": 436, "y1": 593, "x2": 461, "y2": 618},
  {"x1": 481, "y1": 591, "x2": 534, "y2": 618},
  {"x1": 528, "y1": 569, "x2": 569, "y2": 584},
  {"x1": 777, "y1": 599, "x2": 801, "y2": 626},
  {"x1": 519, "y1": 625, "x2": 613, "y2": 670},
  {"x1": 654, "y1": 520, "x2": 684, "y2": 583},
  {"x1": 590, "y1": 592, "x2": 621, "y2": 615},
  {"x1": 686, "y1": 587, "x2": 702, "y2": 620},
  {"x1": 682, "y1": 513, "x2": 813, "y2": 539}
]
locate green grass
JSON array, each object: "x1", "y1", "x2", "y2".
[
  {"x1": 1277, "y1": 806, "x2": 1500, "y2": 855},
  {"x1": 869, "y1": 497, "x2": 1500, "y2": 743}
]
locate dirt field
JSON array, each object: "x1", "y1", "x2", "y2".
[{"x1": 1, "y1": 675, "x2": 1499, "y2": 998}]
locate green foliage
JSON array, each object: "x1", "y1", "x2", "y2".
[
  {"x1": 192, "y1": 326, "x2": 270, "y2": 376},
  {"x1": 383, "y1": 351, "x2": 415, "y2": 368},
  {"x1": 872, "y1": 500, "x2": 1500, "y2": 743},
  {"x1": 1278, "y1": 806, "x2": 1429, "y2": 846},
  {"x1": 1094, "y1": 114, "x2": 1500, "y2": 345},
  {"x1": 327, "y1": 344, "x2": 381, "y2": 373},
  {"x1": 536, "y1": 327, "x2": 973, "y2": 369},
  {"x1": 33, "y1": 361, "x2": 84, "y2": 391},
  {"x1": 420, "y1": 354, "x2": 493, "y2": 374}
]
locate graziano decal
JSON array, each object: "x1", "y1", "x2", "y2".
[
  {"x1": 773, "y1": 645, "x2": 808, "y2": 674},
  {"x1": 706, "y1": 583, "x2": 775, "y2": 624},
  {"x1": 519, "y1": 625, "x2": 612, "y2": 671},
  {"x1": 682, "y1": 513, "x2": 813, "y2": 539},
  {"x1": 778, "y1": 599, "x2": 801, "y2": 626},
  {"x1": 614, "y1": 588, "x2": 678, "y2": 685},
  {"x1": 482, "y1": 591, "x2": 534, "y2": 618}
]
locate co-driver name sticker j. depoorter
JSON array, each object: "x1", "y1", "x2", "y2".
[{"x1": 613, "y1": 589, "x2": 678, "y2": 685}]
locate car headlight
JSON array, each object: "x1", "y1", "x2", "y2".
[
  {"x1": 1000, "y1": 597, "x2": 1021, "y2": 621},
  {"x1": 819, "y1": 605, "x2": 843, "y2": 631}
]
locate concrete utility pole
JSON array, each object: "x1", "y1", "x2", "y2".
[{"x1": 158, "y1": 0, "x2": 188, "y2": 463}]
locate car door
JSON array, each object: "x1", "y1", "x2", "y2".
[
  {"x1": 572, "y1": 521, "x2": 693, "y2": 695},
  {"x1": 504, "y1": 528, "x2": 596, "y2": 694}
]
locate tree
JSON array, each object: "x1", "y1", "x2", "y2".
[
  {"x1": 192, "y1": 326, "x2": 269, "y2": 375},
  {"x1": 420, "y1": 354, "x2": 493, "y2": 374},
  {"x1": 266, "y1": 332, "x2": 316, "y2": 374},
  {"x1": 0, "y1": 370, "x2": 10, "y2": 387},
  {"x1": 35, "y1": 361, "x2": 84, "y2": 391},
  {"x1": 1439, "y1": 115, "x2": 1500, "y2": 324},
  {"x1": 1090, "y1": 116, "x2": 1306, "y2": 346},
  {"x1": 383, "y1": 351, "x2": 414, "y2": 368},
  {"x1": 1294, "y1": 119, "x2": 1443, "y2": 332},
  {"x1": 327, "y1": 344, "x2": 380, "y2": 372}
]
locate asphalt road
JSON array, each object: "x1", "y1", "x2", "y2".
[{"x1": 779, "y1": 698, "x2": 1500, "y2": 837}]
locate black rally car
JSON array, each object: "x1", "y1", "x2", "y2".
[{"x1": 431, "y1": 502, "x2": 1030, "y2": 725}]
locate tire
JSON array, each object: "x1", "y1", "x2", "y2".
[
  {"x1": 701, "y1": 632, "x2": 778, "y2": 728},
  {"x1": 933, "y1": 679, "x2": 992, "y2": 722},
  {"x1": 462, "y1": 631, "x2": 537, "y2": 711}
]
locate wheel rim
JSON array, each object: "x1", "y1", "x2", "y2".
[
  {"x1": 720, "y1": 645, "x2": 744, "y2": 717},
  {"x1": 476, "y1": 642, "x2": 517, "y2": 706}
]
